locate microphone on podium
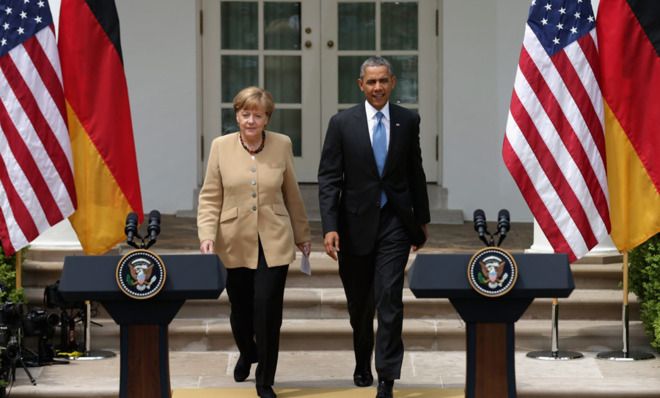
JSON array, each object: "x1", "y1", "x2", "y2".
[
  {"x1": 124, "y1": 212, "x2": 140, "y2": 248},
  {"x1": 124, "y1": 210, "x2": 162, "y2": 249},
  {"x1": 144, "y1": 210, "x2": 161, "y2": 249},
  {"x1": 473, "y1": 209, "x2": 492, "y2": 246},
  {"x1": 496, "y1": 209, "x2": 510, "y2": 247}
]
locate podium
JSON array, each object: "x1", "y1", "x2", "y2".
[
  {"x1": 408, "y1": 253, "x2": 573, "y2": 398},
  {"x1": 59, "y1": 253, "x2": 224, "y2": 398}
]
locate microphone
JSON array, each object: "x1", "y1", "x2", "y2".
[
  {"x1": 473, "y1": 209, "x2": 491, "y2": 246},
  {"x1": 145, "y1": 210, "x2": 161, "y2": 248},
  {"x1": 496, "y1": 209, "x2": 510, "y2": 247},
  {"x1": 124, "y1": 212, "x2": 139, "y2": 243}
]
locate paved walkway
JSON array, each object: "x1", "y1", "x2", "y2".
[
  {"x1": 8, "y1": 216, "x2": 660, "y2": 397},
  {"x1": 11, "y1": 349, "x2": 660, "y2": 397}
]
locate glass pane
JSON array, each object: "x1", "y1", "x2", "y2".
[
  {"x1": 338, "y1": 3, "x2": 375, "y2": 50},
  {"x1": 265, "y1": 56, "x2": 301, "y2": 103},
  {"x1": 381, "y1": 2, "x2": 418, "y2": 50},
  {"x1": 264, "y1": 2, "x2": 301, "y2": 50},
  {"x1": 221, "y1": 2, "x2": 257, "y2": 50},
  {"x1": 221, "y1": 56, "x2": 258, "y2": 103},
  {"x1": 268, "y1": 109, "x2": 301, "y2": 156},
  {"x1": 221, "y1": 108, "x2": 238, "y2": 135},
  {"x1": 389, "y1": 56, "x2": 418, "y2": 104},
  {"x1": 338, "y1": 56, "x2": 364, "y2": 104}
]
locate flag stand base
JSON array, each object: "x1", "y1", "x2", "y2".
[{"x1": 527, "y1": 350, "x2": 583, "y2": 360}]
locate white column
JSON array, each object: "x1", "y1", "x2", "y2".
[
  {"x1": 30, "y1": 219, "x2": 82, "y2": 250},
  {"x1": 528, "y1": 220, "x2": 619, "y2": 257}
]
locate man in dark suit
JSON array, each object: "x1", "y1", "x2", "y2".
[{"x1": 318, "y1": 56, "x2": 430, "y2": 398}]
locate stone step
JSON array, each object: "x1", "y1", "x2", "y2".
[
  {"x1": 85, "y1": 318, "x2": 650, "y2": 354},
  {"x1": 24, "y1": 287, "x2": 638, "y2": 322},
  {"x1": 21, "y1": 252, "x2": 625, "y2": 290}
]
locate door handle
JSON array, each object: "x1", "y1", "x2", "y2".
[
  {"x1": 305, "y1": 40, "x2": 312, "y2": 48},
  {"x1": 326, "y1": 40, "x2": 334, "y2": 48}
]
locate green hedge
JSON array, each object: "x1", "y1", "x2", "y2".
[
  {"x1": 0, "y1": 247, "x2": 25, "y2": 304},
  {"x1": 629, "y1": 234, "x2": 660, "y2": 352}
]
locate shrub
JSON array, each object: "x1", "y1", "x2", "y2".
[
  {"x1": 628, "y1": 234, "x2": 660, "y2": 352},
  {"x1": 0, "y1": 247, "x2": 25, "y2": 304}
]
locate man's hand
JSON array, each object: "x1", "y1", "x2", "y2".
[
  {"x1": 200, "y1": 239, "x2": 214, "y2": 254},
  {"x1": 412, "y1": 224, "x2": 428, "y2": 252},
  {"x1": 324, "y1": 231, "x2": 340, "y2": 261}
]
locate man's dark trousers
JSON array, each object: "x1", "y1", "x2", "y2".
[{"x1": 338, "y1": 203, "x2": 411, "y2": 379}]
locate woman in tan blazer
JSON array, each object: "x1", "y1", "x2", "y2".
[{"x1": 198, "y1": 87, "x2": 311, "y2": 398}]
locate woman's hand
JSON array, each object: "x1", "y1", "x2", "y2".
[
  {"x1": 297, "y1": 241, "x2": 311, "y2": 257},
  {"x1": 200, "y1": 239, "x2": 214, "y2": 254}
]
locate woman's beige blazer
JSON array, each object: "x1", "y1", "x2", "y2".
[{"x1": 197, "y1": 132, "x2": 310, "y2": 269}]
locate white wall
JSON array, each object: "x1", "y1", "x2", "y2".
[
  {"x1": 49, "y1": 0, "x2": 199, "y2": 214},
  {"x1": 117, "y1": 0, "x2": 199, "y2": 214},
  {"x1": 442, "y1": 0, "x2": 532, "y2": 222},
  {"x1": 50, "y1": 0, "x2": 602, "y2": 221}
]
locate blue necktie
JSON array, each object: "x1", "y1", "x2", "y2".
[{"x1": 373, "y1": 111, "x2": 388, "y2": 207}]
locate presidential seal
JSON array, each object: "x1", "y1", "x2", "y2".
[
  {"x1": 116, "y1": 249, "x2": 167, "y2": 300},
  {"x1": 467, "y1": 247, "x2": 518, "y2": 298}
]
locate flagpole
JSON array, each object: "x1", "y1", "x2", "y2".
[
  {"x1": 15, "y1": 250, "x2": 22, "y2": 290},
  {"x1": 597, "y1": 251, "x2": 654, "y2": 361},
  {"x1": 527, "y1": 297, "x2": 583, "y2": 360}
]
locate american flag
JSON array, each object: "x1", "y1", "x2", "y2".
[
  {"x1": 503, "y1": 0, "x2": 610, "y2": 262},
  {"x1": 0, "y1": 0, "x2": 76, "y2": 256}
]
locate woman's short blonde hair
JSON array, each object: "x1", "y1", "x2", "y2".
[{"x1": 233, "y1": 86, "x2": 275, "y2": 118}]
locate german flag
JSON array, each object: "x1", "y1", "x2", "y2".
[
  {"x1": 597, "y1": 1, "x2": 660, "y2": 251},
  {"x1": 58, "y1": 0, "x2": 143, "y2": 254}
]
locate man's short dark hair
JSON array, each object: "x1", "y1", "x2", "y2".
[{"x1": 359, "y1": 56, "x2": 394, "y2": 79}]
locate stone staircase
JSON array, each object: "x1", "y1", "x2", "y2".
[{"x1": 21, "y1": 248, "x2": 650, "y2": 356}]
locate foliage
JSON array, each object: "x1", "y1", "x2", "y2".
[
  {"x1": 0, "y1": 247, "x2": 25, "y2": 304},
  {"x1": 628, "y1": 234, "x2": 660, "y2": 351}
]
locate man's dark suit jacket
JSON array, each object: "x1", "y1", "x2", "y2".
[{"x1": 318, "y1": 103, "x2": 430, "y2": 256}]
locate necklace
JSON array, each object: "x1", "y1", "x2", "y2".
[{"x1": 239, "y1": 131, "x2": 266, "y2": 155}]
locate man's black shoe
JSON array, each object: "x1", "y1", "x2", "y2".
[
  {"x1": 353, "y1": 371, "x2": 374, "y2": 387},
  {"x1": 376, "y1": 379, "x2": 394, "y2": 398},
  {"x1": 256, "y1": 385, "x2": 277, "y2": 398},
  {"x1": 233, "y1": 355, "x2": 252, "y2": 382}
]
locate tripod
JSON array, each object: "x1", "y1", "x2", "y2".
[{"x1": 5, "y1": 333, "x2": 37, "y2": 386}]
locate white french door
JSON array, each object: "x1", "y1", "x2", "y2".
[{"x1": 201, "y1": 0, "x2": 439, "y2": 182}]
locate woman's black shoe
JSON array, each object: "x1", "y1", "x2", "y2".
[
  {"x1": 233, "y1": 356, "x2": 251, "y2": 382},
  {"x1": 256, "y1": 385, "x2": 277, "y2": 398},
  {"x1": 353, "y1": 371, "x2": 374, "y2": 387}
]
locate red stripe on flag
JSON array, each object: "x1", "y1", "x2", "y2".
[
  {"x1": 518, "y1": 48, "x2": 601, "y2": 246},
  {"x1": 0, "y1": 100, "x2": 63, "y2": 225},
  {"x1": 503, "y1": 137, "x2": 575, "y2": 260},
  {"x1": 548, "y1": 52, "x2": 610, "y2": 226},
  {"x1": 0, "y1": 154, "x2": 39, "y2": 244},
  {"x1": 553, "y1": 40, "x2": 606, "y2": 163},
  {"x1": 0, "y1": 46, "x2": 76, "y2": 204},
  {"x1": 509, "y1": 91, "x2": 597, "y2": 249},
  {"x1": 22, "y1": 35, "x2": 68, "y2": 126},
  {"x1": 0, "y1": 206, "x2": 16, "y2": 255}
]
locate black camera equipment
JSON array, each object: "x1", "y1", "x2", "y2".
[
  {"x1": 124, "y1": 210, "x2": 161, "y2": 249},
  {"x1": 0, "y1": 302, "x2": 37, "y2": 390},
  {"x1": 472, "y1": 209, "x2": 511, "y2": 247},
  {"x1": 44, "y1": 281, "x2": 89, "y2": 354},
  {"x1": 22, "y1": 308, "x2": 61, "y2": 367}
]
